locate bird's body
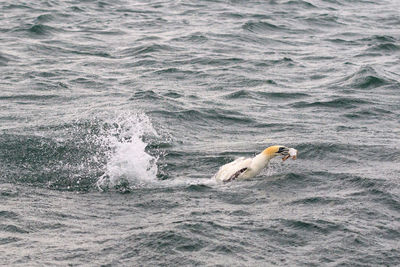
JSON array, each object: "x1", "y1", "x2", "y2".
[{"x1": 214, "y1": 145, "x2": 297, "y2": 183}]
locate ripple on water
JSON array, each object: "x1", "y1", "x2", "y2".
[
  {"x1": 291, "y1": 97, "x2": 370, "y2": 109},
  {"x1": 223, "y1": 90, "x2": 309, "y2": 101},
  {"x1": 129, "y1": 90, "x2": 162, "y2": 101},
  {"x1": 121, "y1": 230, "x2": 207, "y2": 264},
  {"x1": 26, "y1": 24, "x2": 60, "y2": 38},
  {"x1": 343, "y1": 107, "x2": 395, "y2": 120},
  {"x1": 0, "y1": 53, "x2": 11, "y2": 66},
  {"x1": 338, "y1": 66, "x2": 390, "y2": 89},
  {"x1": 282, "y1": 0, "x2": 318, "y2": 9},
  {"x1": 278, "y1": 218, "x2": 345, "y2": 235},
  {"x1": 150, "y1": 108, "x2": 255, "y2": 125},
  {"x1": 171, "y1": 32, "x2": 209, "y2": 44},
  {"x1": 118, "y1": 44, "x2": 177, "y2": 58},
  {"x1": 0, "y1": 224, "x2": 29, "y2": 234},
  {"x1": 0, "y1": 237, "x2": 21, "y2": 245},
  {"x1": 34, "y1": 13, "x2": 55, "y2": 23},
  {"x1": 286, "y1": 196, "x2": 346, "y2": 206},
  {"x1": 367, "y1": 43, "x2": 400, "y2": 52},
  {"x1": 0, "y1": 210, "x2": 19, "y2": 219},
  {"x1": 242, "y1": 21, "x2": 286, "y2": 33}
]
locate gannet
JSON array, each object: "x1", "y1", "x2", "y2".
[{"x1": 214, "y1": 145, "x2": 297, "y2": 183}]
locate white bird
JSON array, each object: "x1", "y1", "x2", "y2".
[{"x1": 214, "y1": 145, "x2": 297, "y2": 183}]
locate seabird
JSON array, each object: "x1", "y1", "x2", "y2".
[{"x1": 214, "y1": 145, "x2": 297, "y2": 183}]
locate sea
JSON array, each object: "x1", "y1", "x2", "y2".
[{"x1": 1, "y1": 0, "x2": 399, "y2": 266}]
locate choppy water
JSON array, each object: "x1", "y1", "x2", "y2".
[{"x1": 1, "y1": 0, "x2": 400, "y2": 265}]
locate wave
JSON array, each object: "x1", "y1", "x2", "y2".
[
  {"x1": 367, "y1": 43, "x2": 400, "y2": 52},
  {"x1": 286, "y1": 196, "x2": 345, "y2": 206},
  {"x1": 118, "y1": 44, "x2": 178, "y2": 58},
  {"x1": 242, "y1": 21, "x2": 287, "y2": 34},
  {"x1": 171, "y1": 32, "x2": 209, "y2": 44},
  {"x1": 282, "y1": 0, "x2": 317, "y2": 8},
  {"x1": 0, "y1": 94, "x2": 60, "y2": 101},
  {"x1": 291, "y1": 97, "x2": 370, "y2": 109},
  {"x1": 277, "y1": 218, "x2": 344, "y2": 234},
  {"x1": 303, "y1": 14, "x2": 343, "y2": 28},
  {"x1": 129, "y1": 90, "x2": 162, "y2": 101},
  {"x1": 34, "y1": 14, "x2": 54, "y2": 23},
  {"x1": 335, "y1": 66, "x2": 392, "y2": 90},
  {"x1": 343, "y1": 107, "x2": 394, "y2": 120},
  {"x1": 28, "y1": 43, "x2": 113, "y2": 58},
  {"x1": 23, "y1": 24, "x2": 60, "y2": 38},
  {"x1": 358, "y1": 34, "x2": 399, "y2": 53},
  {"x1": 0, "y1": 52, "x2": 12, "y2": 66},
  {"x1": 223, "y1": 90, "x2": 309, "y2": 100},
  {"x1": 151, "y1": 107, "x2": 255, "y2": 126}
]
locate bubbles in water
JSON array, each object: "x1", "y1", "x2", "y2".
[{"x1": 96, "y1": 112, "x2": 159, "y2": 191}]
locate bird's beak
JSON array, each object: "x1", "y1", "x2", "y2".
[{"x1": 282, "y1": 148, "x2": 297, "y2": 161}]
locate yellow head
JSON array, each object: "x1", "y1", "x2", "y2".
[{"x1": 262, "y1": 145, "x2": 289, "y2": 159}]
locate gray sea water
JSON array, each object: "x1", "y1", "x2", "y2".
[{"x1": 1, "y1": 0, "x2": 400, "y2": 266}]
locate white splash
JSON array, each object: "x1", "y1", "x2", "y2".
[{"x1": 96, "y1": 112, "x2": 159, "y2": 191}]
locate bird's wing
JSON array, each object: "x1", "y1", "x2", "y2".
[
  {"x1": 214, "y1": 157, "x2": 252, "y2": 182},
  {"x1": 223, "y1": 167, "x2": 248, "y2": 183}
]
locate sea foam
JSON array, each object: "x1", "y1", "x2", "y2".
[{"x1": 96, "y1": 112, "x2": 158, "y2": 191}]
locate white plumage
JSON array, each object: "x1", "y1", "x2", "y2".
[{"x1": 214, "y1": 145, "x2": 297, "y2": 183}]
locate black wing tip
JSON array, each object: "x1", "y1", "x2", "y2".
[{"x1": 223, "y1": 168, "x2": 248, "y2": 183}]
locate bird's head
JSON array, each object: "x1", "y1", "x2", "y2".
[{"x1": 262, "y1": 145, "x2": 290, "y2": 160}]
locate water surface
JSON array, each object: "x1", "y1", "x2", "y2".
[{"x1": 1, "y1": 0, "x2": 400, "y2": 265}]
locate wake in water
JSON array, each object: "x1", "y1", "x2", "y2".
[
  {"x1": 93, "y1": 112, "x2": 222, "y2": 191},
  {"x1": 96, "y1": 113, "x2": 159, "y2": 191}
]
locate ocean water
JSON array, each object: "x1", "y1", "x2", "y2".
[{"x1": 1, "y1": 0, "x2": 400, "y2": 265}]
